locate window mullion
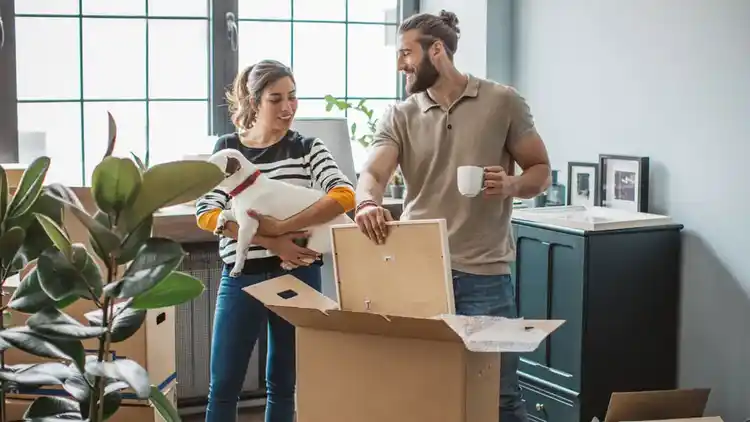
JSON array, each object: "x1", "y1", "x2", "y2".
[
  {"x1": 210, "y1": 0, "x2": 238, "y2": 136},
  {"x1": 0, "y1": 0, "x2": 19, "y2": 163}
]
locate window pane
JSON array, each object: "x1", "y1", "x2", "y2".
[
  {"x1": 347, "y1": 0, "x2": 399, "y2": 23},
  {"x1": 149, "y1": 20, "x2": 208, "y2": 99},
  {"x1": 238, "y1": 22, "x2": 291, "y2": 68},
  {"x1": 16, "y1": 17, "x2": 81, "y2": 100},
  {"x1": 15, "y1": 0, "x2": 79, "y2": 15},
  {"x1": 347, "y1": 24, "x2": 398, "y2": 98},
  {"x1": 292, "y1": 0, "x2": 345, "y2": 21},
  {"x1": 83, "y1": 102, "x2": 147, "y2": 184},
  {"x1": 17, "y1": 102, "x2": 83, "y2": 186},
  {"x1": 82, "y1": 18, "x2": 146, "y2": 99},
  {"x1": 81, "y1": 0, "x2": 145, "y2": 16},
  {"x1": 293, "y1": 23, "x2": 345, "y2": 98},
  {"x1": 295, "y1": 100, "x2": 345, "y2": 119},
  {"x1": 149, "y1": 0, "x2": 208, "y2": 17},
  {"x1": 148, "y1": 101, "x2": 209, "y2": 165},
  {"x1": 239, "y1": 0, "x2": 290, "y2": 20}
]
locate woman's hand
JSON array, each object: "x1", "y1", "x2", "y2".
[
  {"x1": 247, "y1": 210, "x2": 290, "y2": 237},
  {"x1": 266, "y1": 232, "x2": 321, "y2": 267}
]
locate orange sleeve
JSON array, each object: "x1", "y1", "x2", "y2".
[
  {"x1": 326, "y1": 186, "x2": 355, "y2": 212},
  {"x1": 197, "y1": 208, "x2": 221, "y2": 232}
]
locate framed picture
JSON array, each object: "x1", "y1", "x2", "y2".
[
  {"x1": 598, "y1": 154, "x2": 650, "y2": 212},
  {"x1": 567, "y1": 162, "x2": 599, "y2": 207}
]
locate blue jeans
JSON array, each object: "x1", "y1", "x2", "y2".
[
  {"x1": 452, "y1": 270, "x2": 528, "y2": 422},
  {"x1": 206, "y1": 265, "x2": 322, "y2": 422}
]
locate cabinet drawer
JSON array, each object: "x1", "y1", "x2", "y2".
[
  {"x1": 520, "y1": 378, "x2": 580, "y2": 422},
  {"x1": 511, "y1": 223, "x2": 585, "y2": 391}
]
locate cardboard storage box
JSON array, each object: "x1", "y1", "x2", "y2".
[
  {"x1": 2, "y1": 186, "x2": 176, "y2": 400},
  {"x1": 245, "y1": 220, "x2": 564, "y2": 422},
  {"x1": 6, "y1": 380, "x2": 177, "y2": 422},
  {"x1": 596, "y1": 388, "x2": 723, "y2": 422}
]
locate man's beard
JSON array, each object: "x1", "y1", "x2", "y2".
[{"x1": 406, "y1": 56, "x2": 439, "y2": 94}]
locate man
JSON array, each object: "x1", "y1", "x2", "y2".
[{"x1": 354, "y1": 9, "x2": 551, "y2": 422}]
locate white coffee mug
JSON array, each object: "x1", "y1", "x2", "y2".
[{"x1": 457, "y1": 165, "x2": 485, "y2": 197}]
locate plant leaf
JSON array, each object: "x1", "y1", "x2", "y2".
[
  {"x1": 63, "y1": 373, "x2": 91, "y2": 401},
  {"x1": 0, "y1": 165, "x2": 8, "y2": 226},
  {"x1": 131, "y1": 271, "x2": 205, "y2": 310},
  {"x1": 104, "y1": 238, "x2": 184, "y2": 299},
  {"x1": 150, "y1": 385, "x2": 182, "y2": 422},
  {"x1": 46, "y1": 184, "x2": 122, "y2": 262},
  {"x1": 119, "y1": 160, "x2": 226, "y2": 232},
  {"x1": 27, "y1": 307, "x2": 107, "y2": 340},
  {"x1": 36, "y1": 247, "x2": 98, "y2": 302},
  {"x1": 10, "y1": 191, "x2": 64, "y2": 272},
  {"x1": 0, "y1": 226, "x2": 25, "y2": 269},
  {"x1": 102, "y1": 110, "x2": 117, "y2": 159},
  {"x1": 0, "y1": 327, "x2": 85, "y2": 371},
  {"x1": 70, "y1": 244, "x2": 104, "y2": 299},
  {"x1": 23, "y1": 395, "x2": 81, "y2": 419},
  {"x1": 0, "y1": 362, "x2": 75, "y2": 386},
  {"x1": 131, "y1": 152, "x2": 147, "y2": 172},
  {"x1": 34, "y1": 213, "x2": 72, "y2": 260},
  {"x1": 6, "y1": 156, "x2": 51, "y2": 220},
  {"x1": 85, "y1": 358, "x2": 150, "y2": 399},
  {"x1": 8, "y1": 267, "x2": 77, "y2": 314},
  {"x1": 85, "y1": 305, "x2": 146, "y2": 343},
  {"x1": 91, "y1": 156, "x2": 142, "y2": 215},
  {"x1": 117, "y1": 215, "x2": 153, "y2": 265}
]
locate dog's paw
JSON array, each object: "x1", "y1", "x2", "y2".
[
  {"x1": 280, "y1": 261, "x2": 298, "y2": 271},
  {"x1": 229, "y1": 268, "x2": 241, "y2": 278}
]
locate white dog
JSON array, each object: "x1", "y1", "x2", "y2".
[{"x1": 207, "y1": 149, "x2": 353, "y2": 277}]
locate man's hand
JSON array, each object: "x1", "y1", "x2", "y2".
[
  {"x1": 483, "y1": 166, "x2": 519, "y2": 197},
  {"x1": 246, "y1": 210, "x2": 289, "y2": 237},
  {"x1": 354, "y1": 204, "x2": 394, "y2": 245},
  {"x1": 219, "y1": 221, "x2": 240, "y2": 239}
]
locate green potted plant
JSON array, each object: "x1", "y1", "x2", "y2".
[
  {"x1": 0, "y1": 114, "x2": 224, "y2": 421},
  {"x1": 389, "y1": 170, "x2": 405, "y2": 199}
]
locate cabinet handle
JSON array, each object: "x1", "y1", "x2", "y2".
[
  {"x1": 535, "y1": 403, "x2": 545, "y2": 412},
  {"x1": 540, "y1": 241, "x2": 551, "y2": 245}
]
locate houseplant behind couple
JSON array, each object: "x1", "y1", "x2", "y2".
[{"x1": 355, "y1": 9, "x2": 552, "y2": 422}]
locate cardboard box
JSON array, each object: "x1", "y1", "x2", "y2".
[
  {"x1": 246, "y1": 275, "x2": 562, "y2": 422},
  {"x1": 597, "y1": 388, "x2": 723, "y2": 422},
  {"x1": 6, "y1": 380, "x2": 177, "y2": 422},
  {"x1": 2, "y1": 186, "x2": 176, "y2": 400}
]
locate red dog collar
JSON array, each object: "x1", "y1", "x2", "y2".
[{"x1": 228, "y1": 169, "x2": 261, "y2": 198}]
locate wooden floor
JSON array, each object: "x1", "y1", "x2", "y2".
[{"x1": 184, "y1": 409, "x2": 264, "y2": 422}]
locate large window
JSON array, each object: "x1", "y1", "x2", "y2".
[{"x1": 7, "y1": 0, "x2": 413, "y2": 185}]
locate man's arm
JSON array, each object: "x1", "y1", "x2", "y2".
[
  {"x1": 505, "y1": 87, "x2": 551, "y2": 199},
  {"x1": 356, "y1": 144, "x2": 400, "y2": 206},
  {"x1": 507, "y1": 132, "x2": 551, "y2": 198}
]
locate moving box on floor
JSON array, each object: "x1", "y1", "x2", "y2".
[
  {"x1": 2, "y1": 187, "x2": 176, "y2": 403},
  {"x1": 595, "y1": 388, "x2": 723, "y2": 422},
  {"x1": 245, "y1": 220, "x2": 565, "y2": 422}
]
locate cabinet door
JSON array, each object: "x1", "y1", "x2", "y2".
[{"x1": 511, "y1": 224, "x2": 585, "y2": 392}]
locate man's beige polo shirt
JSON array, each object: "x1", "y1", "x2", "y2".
[{"x1": 372, "y1": 75, "x2": 537, "y2": 275}]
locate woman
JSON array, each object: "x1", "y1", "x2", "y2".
[{"x1": 195, "y1": 59, "x2": 355, "y2": 422}]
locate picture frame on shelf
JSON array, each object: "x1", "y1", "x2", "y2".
[
  {"x1": 598, "y1": 154, "x2": 650, "y2": 212},
  {"x1": 567, "y1": 161, "x2": 599, "y2": 207}
]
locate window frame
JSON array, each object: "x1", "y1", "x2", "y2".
[{"x1": 1, "y1": 0, "x2": 417, "y2": 183}]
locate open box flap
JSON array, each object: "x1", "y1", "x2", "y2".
[
  {"x1": 317, "y1": 310, "x2": 463, "y2": 342},
  {"x1": 602, "y1": 388, "x2": 711, "y2": 422},
  {"x1": 244, "y1": 274, "x2": 339, "y2": 311},
  {"x1": 439, "y1": 315, "x2": 565, "y2": 352}
]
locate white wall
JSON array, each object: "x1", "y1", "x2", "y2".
[
  {"x1": 513, "y1": 1, "x2": 750, "y2": 420},
  {"x1": 418, "y1": 0, "x2": 488, "y2": 78}
]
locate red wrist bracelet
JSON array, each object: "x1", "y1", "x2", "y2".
[{"x1": 355, "y1": 200, "x2": 378, "y2": 214}]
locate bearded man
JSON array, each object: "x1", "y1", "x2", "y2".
[{"x1": 353, "y1": 9, "x2": 553, "y2": 422}]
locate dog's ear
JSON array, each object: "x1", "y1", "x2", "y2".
[{"x1": 225, "y1": 157, "x2": 242, "y2": 176}]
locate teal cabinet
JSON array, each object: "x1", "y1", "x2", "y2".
[{"x1": 511, "y1": 219, "x2": 683, "y2": 422}]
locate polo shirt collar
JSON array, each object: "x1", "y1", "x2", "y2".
[{"x1": 416, "y1": 74, "x2": 480, "y2": 113}]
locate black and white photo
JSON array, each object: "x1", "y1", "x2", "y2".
[
  {"x1": 567, "y1": 161, "x2": 600, "y2": 207},
  {"x1": 599, "y1": 154, "x2": 650, "y2": 212}
]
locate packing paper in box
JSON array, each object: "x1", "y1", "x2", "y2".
[{"x1": 438, "y1": 315, "x2": 551, "y2": 353}]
